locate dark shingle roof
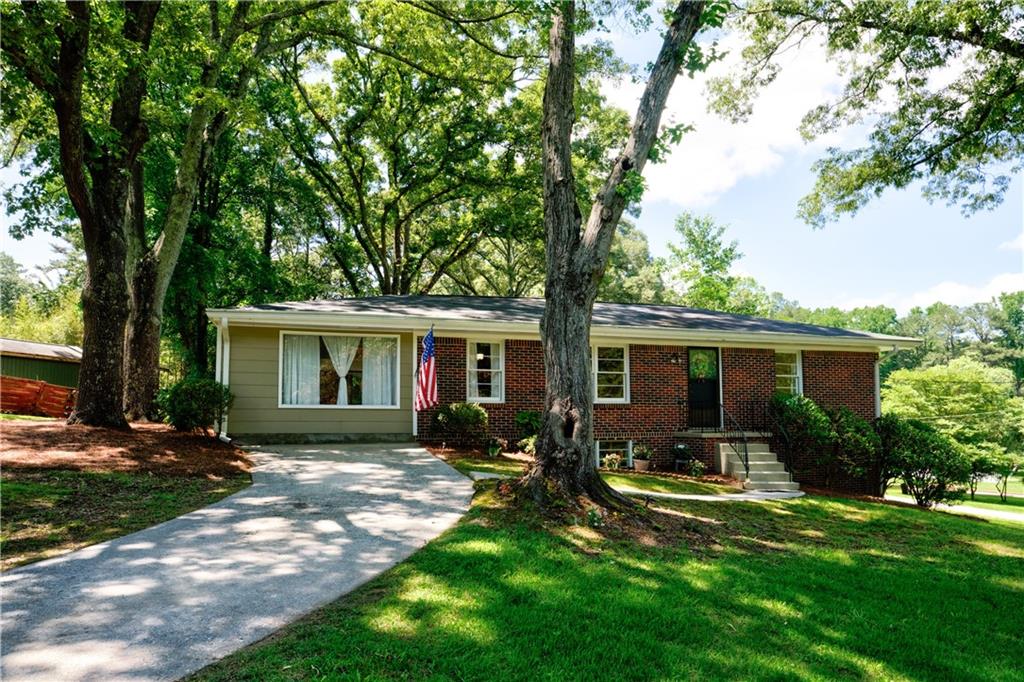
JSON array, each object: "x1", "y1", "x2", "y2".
[{"x1": 223, "y1": 295, "x2": 915, "y2": 344}]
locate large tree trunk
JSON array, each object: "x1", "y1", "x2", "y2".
[
  {"x1": 525, "y1": 0, "x2": 704, "y2": 507},
  {"x1": 124, "y1": 254, "x2": 162, "y2": 420},
  {"x1": 70, "y1": 188, "x2": 132, "y2": 428}
]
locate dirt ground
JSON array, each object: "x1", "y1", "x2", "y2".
[{"x1": 1, "y1": 420, "x2": 252, "y2": 478}]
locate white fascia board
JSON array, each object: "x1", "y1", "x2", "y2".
[{"x1": 204, "y1": 309, "x2": 920, "y2": 352}]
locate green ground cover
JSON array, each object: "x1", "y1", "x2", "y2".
[{"x1": 194, "y1": 484, "x2": 1023, "y2": 681}]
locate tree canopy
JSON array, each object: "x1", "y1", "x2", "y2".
[{"x1": 715, "y1": 0, "x2": 1024, "y2": 225}]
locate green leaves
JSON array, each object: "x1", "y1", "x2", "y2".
[{"x1": 712, "y1": 0, "x2": 1024, "y2": 224}]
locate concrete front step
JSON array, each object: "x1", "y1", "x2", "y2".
[
  {"x1": 719, "y1": 443, "x2": 772, "y2": 455},
  {"x1": 743, "y1": 480, "x2": 801, "y2": 492},
  {"x1": 727, "y1": 457, "x2": 786, "y2": 472}
]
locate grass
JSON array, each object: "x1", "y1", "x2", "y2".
[
  {"x1": 0, "y1": 413, "x2": 55, "y2": 421},
  {"x1": 972, "y1": 475, "x2": 1024, "y2": 497},
  {"x1": 444, "y1": 455, "x2": 740, "y2": 496},
  {"x1": 956, "y1": 494, "x2": 1024, "y2": 513},
  {"x1": 193, "y1": 486, "x2": 1023, "y2": 682},
  {"x1": 1, "y1": 469, "x2": 250, "y2": 570}
]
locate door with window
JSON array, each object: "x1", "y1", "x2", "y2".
[{"x1": 688, "y1": 347, "x2": 720, "y2": 429}]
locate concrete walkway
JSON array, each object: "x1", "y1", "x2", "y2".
[
  {"x1": 467, "y1": 471, "x2": 804, "y2": 501},
  {"x1": 2, "y1": 444, "x2": 474, "y2": 682}
]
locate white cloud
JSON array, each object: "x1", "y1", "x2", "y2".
[
  {"x1": 601, "y1": 32, "x2": 851, "y2": 207},
  {"x1": 999, "y1": 232, "x2": 1024, "y2": 251},
  {"x1": 837, "y1": 272, "x2": 1024, "y2": 314}
]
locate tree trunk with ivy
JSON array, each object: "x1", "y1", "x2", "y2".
[{"x1": 524, "y1": 0, "x2": 707, "y2": 507}]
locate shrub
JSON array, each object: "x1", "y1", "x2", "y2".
[
  {"x1": 769, "y1": 392, "x2": 834, "y2": 454},
  {"x1": 433, "y1": 402, "x2": 489, "y2": 445},
  {"x1": 687, "y1": 459, "x2": 706, "y2": 477},
  {"x1": 876, "y1": 415, "x2": 969, "y2": 508},
  {"x1": 158, "y1": 376, "x2": 232, "y2": 434},
  {"x1": 828, "y1": 407, "x2": 880, "y2": 479},
  {"x1": 515, "y1": 410, "x2": 543, "y2": 437},
  {"x1": 991, "y1": 452, "x2": 1023, "y2": 502},
  {"x1": 966, "y1": 452, "x2": 997, "y2": 500},
  {"x1": 516, "y1": 435, "x2": 537, "y2": 456},
  {"x1": 632, "y1": 444, "x2": 653, "y2": 460},
  {"x1": 602, "y1": 452, "x2": 624, "y2": 470}
]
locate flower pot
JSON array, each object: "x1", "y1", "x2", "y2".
[{"x1": 633, "y1": 458, "x2": 650, "y2": 472}]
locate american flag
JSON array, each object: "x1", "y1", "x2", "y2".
[{"x1": 414, "y1": 328, "x2": 438, "y2": 411}]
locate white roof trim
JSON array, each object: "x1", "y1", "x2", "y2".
[{"x1": 206, "y1": 309, "x2": 918, "y2": 352}]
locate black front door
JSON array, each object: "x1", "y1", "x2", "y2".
[{"x1": 688, "y1": 347, "x2": 720, "y2": 429}]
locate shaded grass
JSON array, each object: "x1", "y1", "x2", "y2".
[
  {"x1": 444, "y1": 456, "x2": 740, "y2": 496},
  {"x1": 1, "y1": 470, "x2": 250, "y2": 570},
  {"x1": 602, "y1": 471, "x2": 742, "y2": 496},
  {"x1": 192, "y1": 485, "x2": 1023, "y2": 682}
]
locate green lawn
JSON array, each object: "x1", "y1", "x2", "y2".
[
  {"x1": 0, "y1": 413, "x2": 55, "y2": 421},
  {"x1": 972, "y1": 475, "x2": 1024, "y2": 497},
  {"x1": 445, "y1": 456, "x2": 740, "y2": 496},
  {"x1": 1, "y1": 470, "x2": 250, "y2": 569},
  {"x1": 601, "y1": 471, "x2": 742, "y2": 495},
  {"x1": 957, "y1": 494, "x2": 1024, "y2": 513},
  {"x1": 193, "y1": 485, "x2": 1023, "y2": 682}
]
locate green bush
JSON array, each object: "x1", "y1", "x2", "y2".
[
  {"x1": 517, "y1": 435, "x2": 537, "y2": 455},
  {"x1": 158, "y1": 376, "x2": 232, "y2": 434},
  {"x1": 875, "y1": 414, "x2": 969, "y2": 507},
  {"x1": 433, "y1": 402, "x2": 489, "y2": 445},
  {"x1": 769, "y1": 393, "x2": 834, "y2": 453},
  {"x1": 515, "y1": 410, "x2": 543, "y2": 437},
  {"x1": 828, "y1": 407, "x2": 880, "y2": 479}
]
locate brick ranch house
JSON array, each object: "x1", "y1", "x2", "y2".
[{"x1": 207, "y1": 295, "x2": 918, "y2": 494}]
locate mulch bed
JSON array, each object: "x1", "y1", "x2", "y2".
[{"x1": 1, "y1": 421, "x2": 252, "y2": 478}]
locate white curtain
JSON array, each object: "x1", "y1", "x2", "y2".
[
  {"x1": 281, "y1": 334, "x2": 320, "y2": 405},
  {"x1": 322, "y1": 336, "x2": 360, "y2": 405},
  {"x1": 362, "y1": 337, "x2": 397, "y2": 405}
]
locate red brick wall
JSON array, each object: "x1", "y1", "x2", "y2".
[
  {"x1": 802, "y1": 350, "x2": 877, "y2": 420},
  {"x1": 787, "y1": 350, "x2": 880, "y2": 494},
  {"x1": 416, "y1": 336, "x2": 881, "y2": 493}
]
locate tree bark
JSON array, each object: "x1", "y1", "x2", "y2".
[{"x1": 524, "y1": 0, "x2": 705, "y2": 507}]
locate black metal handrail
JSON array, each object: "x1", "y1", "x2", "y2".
[
  {"x1": 720, "y1": 402, "x2": 750, "y2": 478},
  {"x1": 764, "y1": 405, "x2": 793, "y2": 479}
]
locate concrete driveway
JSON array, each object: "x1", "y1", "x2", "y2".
[{"x1": 1, "y1": 443, "x2": 474, "y2": 682}]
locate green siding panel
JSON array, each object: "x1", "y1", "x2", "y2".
[{"x1": 0, "y1": 355, "x2": 80, "y2": 388}]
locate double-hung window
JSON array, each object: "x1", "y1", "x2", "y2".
[
  {"x1": 593, "y1": 345, "x2": 629, "y2": 403},
  {"x1": 775, "y1": 351, "x2": 803, "y2": 395},
  {"x1": 467, "y1": 340, "x2": 504, "y2": 402},
  {"x1": 280, "y1": 332, "x2": 399, "y2": 407}
]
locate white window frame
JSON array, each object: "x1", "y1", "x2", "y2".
[
  {"x1": 466, "y1": 339, "x2": 505, "y2": 403},
  {"x1": 592, "y1": 344, "x2": 630, "y2": 404},
  {"x1": 277, "y1": 330, "x2": 401, "y2": 409},
  {"x1": 774, "y1": 350, "x2": 803, "y2": 396},
  {"x1": 594, "y1": 439, "x2": 633, "y2": 468}
]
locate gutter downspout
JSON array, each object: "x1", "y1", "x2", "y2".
[{"x1": 218, "y1": 316, "x2": 231, "y2": 442}]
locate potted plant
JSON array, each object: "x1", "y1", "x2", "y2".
[
  {"x1": 602, "y1": 452, "x2": 624, "y2": 470},
  {"x1": 486, "y1": 437, "x2": 503, "y2": 458},
  {"x1": 632, "y1": 444, "x2": 653, "y2": 472}
]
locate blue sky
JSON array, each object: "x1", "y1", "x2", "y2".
[
  {"x1": 3, "y1": 18, "x2": 1022, "y2": 313},
  {"x1": 597, "y1": 15, "x2": 1023, "y2": 313}
]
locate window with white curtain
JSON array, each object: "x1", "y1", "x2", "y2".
[
  {"x1": 467, "y1": 340, "x2": 503, "y2": 402},
  {"x1": 280, "y1": 333, "x2": 398, "y2": 407},
  {"x1": 775, "y1": 351, "x2": 802, "y2": 395}
]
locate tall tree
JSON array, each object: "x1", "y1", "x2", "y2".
[
  {"x1": 527, "y1": 0, "x2": 715, "y2": 507},
  {"x1": 1, "y1": 1, "x2": 331, "y2": 423},
  {"x1": 2, "y1": 1, "x2": 161, "y2": 426},
  {"x1": 715, "y1": 0, "x2": 1024, "y2": 225}
]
